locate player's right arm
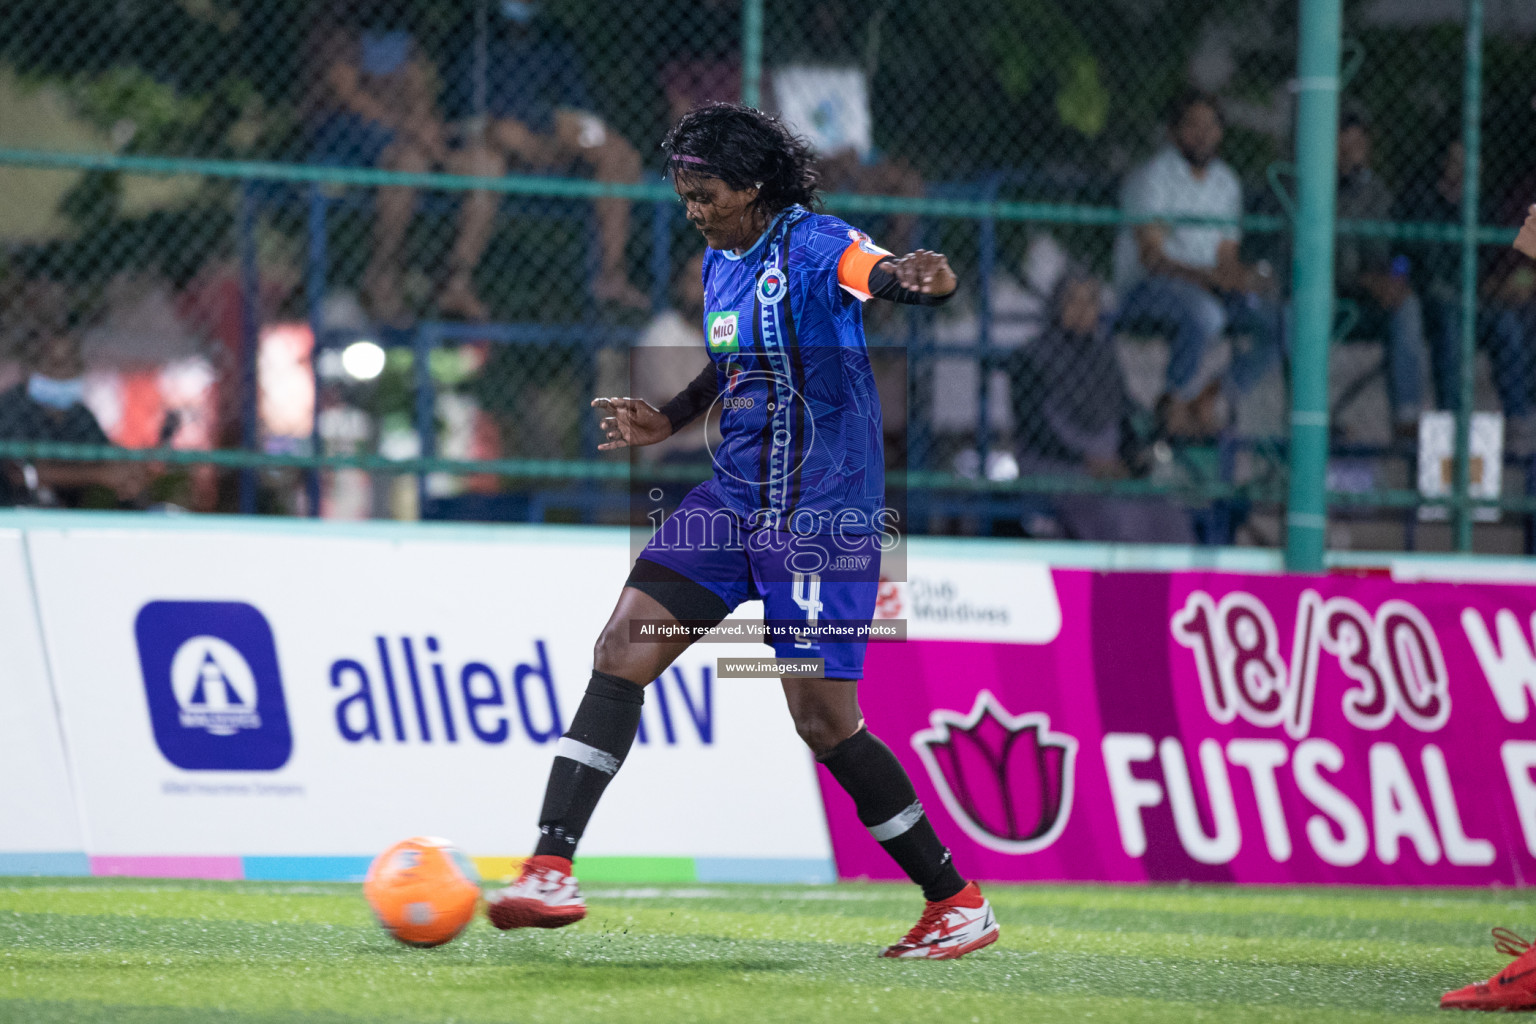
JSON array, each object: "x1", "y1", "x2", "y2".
[
  {"x1": 657, "y1": 362, "x2": 720, "y2": 434},
  {"x1": 593, "y1": 362, "x2": 719, "y2": 450},
  {"x1": 592, "y1": 396, "x2": 672, "y2": 451}
]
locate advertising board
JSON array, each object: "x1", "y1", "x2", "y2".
[
  {"x1": 12, "y1": 514, "x2": 1536, "y2": 886},
  {"x1": 25, "y1": 525, "x2": 832, "y2": 881},
  {"x1": 0, "y1": 531, "x2": 86, "y2": 873},
  {"x1": 827, "y1": 568, "x2": 1536, "y2": 884}
]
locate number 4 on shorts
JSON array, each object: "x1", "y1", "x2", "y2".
[{"x1": 792, "y1": 574, "x2": 821, "y2": 650}]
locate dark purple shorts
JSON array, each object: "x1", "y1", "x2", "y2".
[{"x1": 638, "y1": 480, "x2": 881, "y2": 679}]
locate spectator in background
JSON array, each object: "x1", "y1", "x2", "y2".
[
  {"x1": 0, "y1": 286, "x2": 148, "y2": 507},
  {"x1": 663, "y1": 1, "x2": 924, "y2": 255},
  {"x1": 1517, "y1": 204, "x2": 1536, "y2": 261},
  {"x1": 772, "y1": 70, "x2": 925, "y2": 258},
  {"x1": 660, "y1": 0, "x2": 741, "y2": 124},
  {"x1": 1007, "y1": 268, "x2": 1193, "y2": 543},
  {"x1": 927, "y1": 234, "x2": 1062, "y2": 467},
  {"x1": 770, "y1": 2, "x2": 925, "y2": 255},
  {"x1": 633, "y1": 253, "x2": 707, "y2": 389},
  {"x1": 445, "y1": 1, "x2": 648, "y2": 310},
  {"x1": 305, "y1": 0, "x2": 504, "y2": 323},
  {"x1": 1112, "y1": 89, "x2": 1282, "y2": 440},
  {"x1": 630, "y1": 252, "x2": 711, "y2": 471},
  {"x1": 1487, "y1": 178, "x2": 1536, "y2": 389},
  {"x1": 1334, "y1": 107, "x2": 1427, "y2": 439},
  {"x1": 1395, "y1": 136, "x2": 1536, "y2": 451}
]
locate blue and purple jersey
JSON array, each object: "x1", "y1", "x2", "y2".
[{"x1": 699, "y1": 205, "x2": 891, "y2": 532}]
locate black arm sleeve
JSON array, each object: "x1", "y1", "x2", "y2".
[
  {"x1": 658, "y1": 361, "x2": 720, "y2": 434},
  {"x1": 867, "y1": 260, "x2": 957, "y2": 306}
]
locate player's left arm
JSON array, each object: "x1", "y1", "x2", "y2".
[
  {"x1": 873, "y1": 250, "x2": 957, "y2": 302},
  {"x1": 838, "y1": 244, "x2": 957, "y2": 305}
]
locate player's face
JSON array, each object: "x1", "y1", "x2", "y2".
[{"x1": 675, "y1": 174, "x2": 763, "y2": 251}]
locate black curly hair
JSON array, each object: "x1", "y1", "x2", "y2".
[{"x1": 662, "y1": 103, "x2": 821, "y2": 216}]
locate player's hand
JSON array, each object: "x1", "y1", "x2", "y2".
[
  {"x1": 886, "y1": 250, "x2": 957, "y2": 296},
  {"x1": 592, "y1": 397, "x2": 672, "y2": 450},
  {"x1": 1514, "y1": 204, "x2": 1536, "y2": 261}
]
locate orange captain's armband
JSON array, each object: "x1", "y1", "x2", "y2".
[{"x1": 836, "y1": 233, "x2": 892, "y2": 301}]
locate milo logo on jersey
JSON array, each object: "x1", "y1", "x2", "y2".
[{"x1": 707, "y1": 311, "x2": 739, "y2": 353}]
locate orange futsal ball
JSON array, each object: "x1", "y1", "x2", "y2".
[{"x1": 363, "y1": 836, "x2": 482, "y2": 947}]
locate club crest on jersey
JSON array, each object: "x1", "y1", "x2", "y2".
[
  {"x1": 706, "y1": 311, "x2": 739, "y2": 353},
  {"x1": 756, "y1": 267, "x2": 788, "y2": 306}
]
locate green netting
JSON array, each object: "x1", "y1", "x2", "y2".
[{"x1": 0, "y1": 0, "x2": 1531, "y2": 549}]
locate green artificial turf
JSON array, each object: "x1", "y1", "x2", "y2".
[{"x1": 1, "y1": 877, "x2": 1530, "y2": 1022}]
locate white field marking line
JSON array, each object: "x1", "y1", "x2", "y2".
[
  {"x1": 1, "y1": 882, "x2": 868, "y2": 901},
  {"x1": 586, "y1": 887, "x2": 885, "y2": 901},
  {"x1": 0, "y1": 883, "x2": 353, "y2": 897},
  {"x1": 18, "y1": 883, "x2": 1528, "y2": 917}
]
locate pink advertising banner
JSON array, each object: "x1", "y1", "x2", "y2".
[{"x1": 821, "y1": 568, "x2": 1536, "y2": 885}]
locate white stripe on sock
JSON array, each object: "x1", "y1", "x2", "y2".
[
  {"x1": 867, "y1": 800, "x2": 924, "y2": 842},
  {"x1": 556, "y1": 737, "x2": 621, "y2": 775}
]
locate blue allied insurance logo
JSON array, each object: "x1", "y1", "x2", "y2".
[{"x1": 135, "y1": 601, "x2": 293, "y2": 771}]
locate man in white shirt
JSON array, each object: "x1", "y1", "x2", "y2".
[
  {"x1": 1112, "y1": 90, "x2": 1282, "y2": 438},
  {"x1": 771, "y1": 63, "x2": 924, "y2": 256}
]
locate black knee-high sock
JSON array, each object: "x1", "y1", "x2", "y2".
[
  {"x1": 532, "y1": 670, "x2": 646, "y2": 859},
  {"x1": 818, "y1": 727, "x2": 967, "y2": 903}
]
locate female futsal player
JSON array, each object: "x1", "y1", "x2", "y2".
[{"x1": 485, "y1": 103, "x2": 998, "y2": 960}]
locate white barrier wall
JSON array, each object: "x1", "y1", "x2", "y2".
[
  {"x1": 6, "y1": 511, "x2": 1531, "y2": 883},
  {"x1": 21, "y1": 521, "x2": 832, "y2": 880},
  {"x1": 0, "y1": 531, "x2": 86, "y2": 872}
]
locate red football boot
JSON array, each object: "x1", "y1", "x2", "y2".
[
  {"x1": 880, "y1": 881, "x2": 1000, "y2": 960},
  {"x1": 485, "y1": 856, "x2": 587, "y2": 931},
  {"x1": 1441, "y1": 928, "x2": 1536, "y2": 1011}
]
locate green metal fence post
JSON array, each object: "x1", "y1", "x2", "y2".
[
  {"x1": 741, "y1": 0, "x2": 764, "y2": 109},
  {"x1": 1454, "y1": 0, "x2": 1484, "y2": 550},
  {"x1": 1285, "y1": 0, "x2": 1344, "y2": 573}
]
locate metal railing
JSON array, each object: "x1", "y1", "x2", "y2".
[{"x1": 0, "y1": 0, "x2": 1526, "y2": 553}]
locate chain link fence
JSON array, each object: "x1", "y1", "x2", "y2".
[{"x1": 0, "y1": 0, "x2": 1531, "y2": 549}]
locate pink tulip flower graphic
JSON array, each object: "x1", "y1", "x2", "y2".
[{"x1": 912, "y1": 691, "x2": 1077, "y2": 854}]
